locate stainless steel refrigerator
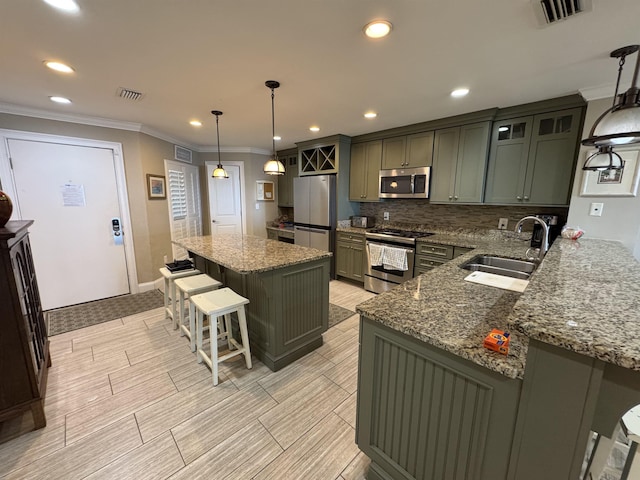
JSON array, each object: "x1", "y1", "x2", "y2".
[{"x1": 293, "y1": 174, "x2": 336, "y2": 254}]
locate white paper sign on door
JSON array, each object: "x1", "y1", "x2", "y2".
[{"x1": 61, "y1": 183, "x2": 86, "y2": 207}]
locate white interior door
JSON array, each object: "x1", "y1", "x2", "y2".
[
  {"x1": 207, "y1": 163, "x2": 243, "y2": 234},
  {"x1": 6, "y1": 138, "x2": 131, "y2": 310},
  {"x1": 166, "y1": 160, "x2": 202, "y2": 260}
]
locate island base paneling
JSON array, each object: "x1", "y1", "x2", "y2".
[
  {"x1": 357, "y1": 317, "x2": 522, "y2": 480},
  {"x1": 190, "y1": 253, "x2": 329, "y2": 371}
]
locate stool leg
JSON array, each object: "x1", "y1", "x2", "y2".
[
  {"x1": 211, "y1": 315, "x2": 219, "y2": 386},
  {"x1": 177, "y1": 289, "x2": 185, "y2": 332},
  {"x1": 196, "y1": 310, "x2": 204, "y2": 364},
  {"x1": 163, "y1": 277, "x2": 170, "y2": 320},
  {"x1": 170, "y1": 281, "x2": 178, "y2": 324},
  {"x1": 188, "y1": 300, "x2": 196, "y2": 352},
  {"x1": 237, "y1": 307, "x2": 252, "y2": 370},
  {"x1": 224, "y1": 314, "x2": 233, "y2": 350}
]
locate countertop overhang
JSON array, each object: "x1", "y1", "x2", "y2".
[
  {"x1": 174, "y1": 234, "x2": 331, "y2": 274},
  {"x1": 356, "y1": 231, "x2": 640, "y2": 379}
]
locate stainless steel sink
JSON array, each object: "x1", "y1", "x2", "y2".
[{"x1": 459, "y1": 255, "x2": 537, "y2": 280}]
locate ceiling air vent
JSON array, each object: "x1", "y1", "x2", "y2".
[
  {"x1": 174, "y1": 145, "x2": 193, "y2": 164},
  {"x1": 532, "y1": 0, "x2": 592, "y2": 26},
  {"x1": 116, "y1": 87, "x2": 145, "y2": 101}
]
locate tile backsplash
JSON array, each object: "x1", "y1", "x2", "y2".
[{"x1": 359, "y1": 201, "x2": 568, "y2": 231}]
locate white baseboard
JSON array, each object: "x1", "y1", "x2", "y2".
[{"x1": 138, "y1": 280, "x2": 162, "y2": 293}]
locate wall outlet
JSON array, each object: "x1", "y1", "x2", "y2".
[
  {"x1": 498, "y1": 218, "x2": 508, "y2": 230},
  {"x1": 383, "y1": 212, "x2": 390, "y2": 221},
  {"x1": 589, "y1": 202, "x2": 603, "y2": 216}
]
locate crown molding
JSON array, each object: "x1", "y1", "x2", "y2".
[
  {"x1": 198, "y1": 146, "x2": 271, "y2": 155},
  {"x1": 138, "y1": 125, "x2": 199, "y2": 150},
  {"x1": 579, "y1": 83, "x2": 615, "y2": 102},
  {"x1": 0, "y1": 102, "x2": 144, "y2": 132},
  {"x1": 0, "y1": 102, "x2": 270, "y2": 153}
]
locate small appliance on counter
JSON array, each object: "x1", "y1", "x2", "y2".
[
  {"x1": 350, "y1": 215, "x2": 375, "y2": 228},
  {"x1": 531, "y1": 214, "x2": 560, "y2": 248}
]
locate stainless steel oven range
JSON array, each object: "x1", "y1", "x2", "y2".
[{"x1": 364, "y1": 228, "x2": 434, "y2": 294}]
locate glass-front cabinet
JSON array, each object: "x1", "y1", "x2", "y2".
[{"x1": 484, "y1": 107, "x2": 583, "y2": 206}]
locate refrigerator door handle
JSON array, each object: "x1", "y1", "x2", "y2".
[{"x1": 295, "y1": 226, "x2": 327, "y2": 234}]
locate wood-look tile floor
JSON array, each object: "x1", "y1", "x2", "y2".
[{"x1": 0, "y1": 279, "x2": 375, "y2": 480}]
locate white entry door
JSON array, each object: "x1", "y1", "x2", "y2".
[
  {"x1": 207, "y1": 163, "x2": 243, "y2": 234},
  {"x1": 5, "y1": 138, "x2": 131, "y2": 310}
]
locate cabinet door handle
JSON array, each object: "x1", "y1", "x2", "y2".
[
  {"x1": 454, "y1": 195, "x2": 458, "y2": 200},
  {"x1": 524, "y1": 196, "x2": 529, "y2": 200},
  {"x1": 516, "y1": 196, "x2": 522, "y2": 200},
  {"x1": 449, "y1": 195, "x2": 453, "y2": 199}
]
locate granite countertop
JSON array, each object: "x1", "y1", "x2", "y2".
[
  {"x1": 356, "y1": 235, "x2": 532, "y2": 379},
  {"x1": 336, "y1": 226, "x2": 372, "y2": 235},
  {"x1": 356, "y1": 230, "x2": 640, "y2": 379},
  {"x1": 174, "y1": 234, "x2": 331, "y2": 274},
  {"x1": 508, "y1": 238, "x2": 640, "y2": 370}
]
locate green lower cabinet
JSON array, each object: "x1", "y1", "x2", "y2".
[
  {"x1": 336, "y1": 232, "x2": 365, "y2": 282},
  {"x1": 357, "y1": 317, "x2": 522, "y2": 480}
]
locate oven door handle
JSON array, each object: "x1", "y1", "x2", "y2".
[{"x1": 366, "y1": 241, "x2": 414, "y2": 253}]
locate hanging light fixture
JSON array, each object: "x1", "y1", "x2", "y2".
[
  {"x1": 263, "y1": 80, "x2": 285, "y2": 176},
  {"x1": 582, "y1": 145, "x2": 624, "y2": 171},
  {"x1": 211, "y1": 110, "x2": 228, "y2": 179},
  {"x1": 582, "y1": 45, "x2": 640, "y2": 170}
]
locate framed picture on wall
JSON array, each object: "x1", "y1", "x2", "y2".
[
  {"x1": 146, "y1": 174, "x2": 166, "y2": 200},
  {"x1": 580, "y1": 148, "x2": 640, "y2": 197}
]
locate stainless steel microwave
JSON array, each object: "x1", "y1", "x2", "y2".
[{"x1": 379, "y1": 166, "x2": 431, "y2": 199}]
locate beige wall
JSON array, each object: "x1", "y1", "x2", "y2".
[
  {"x1": 567, "y1": 98, "x2": 640, "y2": 259},
  {"x1": 0, "y1": 112, "x2": 187, "y2": 284},
  {"x1": 199, "y1": 151, "x2": 278, "y2": 237}
]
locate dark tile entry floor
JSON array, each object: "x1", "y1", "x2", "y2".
[{"x1": 46, "y1": 290, "x2": 165, "y2": 335}]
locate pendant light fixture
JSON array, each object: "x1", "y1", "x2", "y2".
[
  {"x1": 582, "y1": 44, "x2": 640, "y2": 170},
  {"x1": 211, "y1": 110, "x2": 228, "y2": 179},
  {"x1": 263, "y1": 80, "x2": 285, "y2": 176}
]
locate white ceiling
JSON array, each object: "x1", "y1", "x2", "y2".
[{"x1": 2, "y1": 0, "x2": 640, "y2": 152}]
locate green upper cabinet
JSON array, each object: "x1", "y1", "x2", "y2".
[
  {"x1": 277, "y1": 152, "x2": 298, "y2": 207},
  {"x1": 381, "y1": 131, "x2": 434, "y2": 169},
  {"x1": 430, "y1": 122, "x2": 491, "y2": 203},
  {"x1": 484, "y1": 107, "x2": 582, "y2": 206},
  {"x1": 350, "y1": 141, "x2": 382, "y2": 202}
]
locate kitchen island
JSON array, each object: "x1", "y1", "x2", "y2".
[
  {"x1": 174, "y1": 234, "x2": 332, "y2": 371},
  {"x1": 355, "y1": 233, "x2": 640, "y2": 480}
]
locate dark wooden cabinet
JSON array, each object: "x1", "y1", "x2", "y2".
[{"x1": 0, "y1": 221, "x2": 49, "y2": 430}]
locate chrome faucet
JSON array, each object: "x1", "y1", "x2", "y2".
[{"x1": 514, "y1": 216, "x2": 549, "y2": 262}]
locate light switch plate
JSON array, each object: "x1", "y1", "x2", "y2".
[
  {"x1": 589, "y1": 202, "x2": 603, "y2": 216},
  {"x1": 383, "y1": 212, "x2": 390, "y2": 220},
  {"x1": 498, "y1": 218, "x2": 508, "y2": 230}
]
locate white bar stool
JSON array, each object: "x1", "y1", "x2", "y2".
[
  {"x1": 159, "y1": 266, "x2": 200, "y2": 325},
  {"x1": 190, "y1": 287, "x2": 252, "y2": 386},
  {"x1": 174, "y1": 274, "x2": 222, "y2": 351}
]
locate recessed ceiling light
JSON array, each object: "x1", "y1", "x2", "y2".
[
  {"x1": 364, "y1": 112, "x2": 377, "y2": 119},
  {"x1": 451, "y1": 88, "x2": 470, "y2": 98},
  {"x1": 49, "y1": 96, "x2": 72, "y2": 104},
  {"x1": 309, "y1": 126, "x2": 320, "y2": 132},
  {"x1": 44, "y1": 61, "x2": 74, "y2": 73},
  {"x1": 189, "y1": 120, "x2": 202, "y2": 127},
  {"x1": 273, "y1": 135, "x2": 281, "y2": 141},
  {"x1": 363, "y1": 20, "x2": 392, "y2": 39},
  {"x1": 42, "y1": 0, "x2": 79, "y2": 12}
]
